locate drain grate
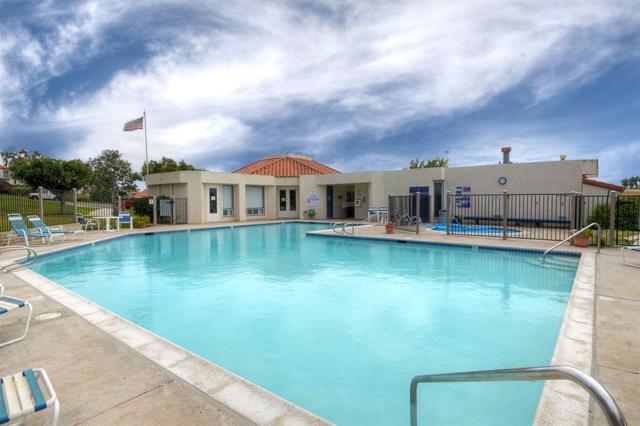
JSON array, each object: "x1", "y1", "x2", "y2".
[{"x1": 35, "y1": 312, "x2": 62, "y2": 321}]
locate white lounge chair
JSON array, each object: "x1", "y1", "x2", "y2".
[
  {"x1": 621, "y1": 246, "x2": 640, "y2": 268},
  {"x1": 0, "y1": 368, "x2": 59, "y2": 426},
  {"x1": 117, "y1": 213, "x2": 133, "y2": 231},
  {"x1": 0, "y1": 284, "x2": 32, "y2": 348}
]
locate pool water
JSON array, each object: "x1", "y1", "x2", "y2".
[
  {"x1": 429, "y1": 223, "x2": 521, "y2": 234},
  {"x1": 31, "y1": 223, "x2": 577, "y2": 425}
]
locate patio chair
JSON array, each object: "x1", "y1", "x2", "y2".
[
  {"x1": 75, "y1": 214, "x2": 99, "y2": 231},
  {"x1": 0, "y1": 283, "x2": 32, "y2": 348},
  {"x1": 27, "y1": 216, "x2": 84, "y2": 240},
  {"x1": 621, "y1": 246, "x2": 640, "y2": 268},
  {"x1": 6, "y1": 214, "x2": 51, "y2": 247},
  {"x1": 117, "y1": 213, "x2": 133, "y2": 231},
  {"x1": 0, "y1": 368, "x2": 59, "y2": 426}
]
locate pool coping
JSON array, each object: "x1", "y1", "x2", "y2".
[{"x1": 6, "y1": 221, "x2": 595, "y2": 425}]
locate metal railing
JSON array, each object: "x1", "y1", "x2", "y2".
[
  {"x1": 542, "y1": 222, "x2": 601, "y2": 261},
  {"x1": 332, "y1": 217, "x2": 373, "y2": 235},
  {"x1": 410, "y1": 366, "x2": 626, "y2": 426},
  {"x1": 0, "y1": 245, "x2": 38, "y2": 272}
]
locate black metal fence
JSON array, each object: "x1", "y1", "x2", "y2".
[
  {"x1": 615, "y1": 196, "x2": 640, "y2": 245},
  {"x1": 389, "y1": 193, "x2": 430, "y2": 232},
  {"x1": 447, "y1": 192, "x2": 612, "y2": 241},
  {"x1": 155, "y1": 196, "x2": 188, "y2": 224}
]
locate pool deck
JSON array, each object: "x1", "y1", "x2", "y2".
[{"x1": 1, "y1": 221, "x2": 639, "y2": 425}]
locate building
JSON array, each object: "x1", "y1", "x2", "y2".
[
  {"x1": 145, "y1": 149, "x2": 620, "y2": 225},
  {"x1": 0, "y1": 165, "x2": 17, "y2": 186}
]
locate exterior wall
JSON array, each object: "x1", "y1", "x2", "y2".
[
  {"x1": 145, "y1": 159, "x2": 600, "y2": 224},
  {"x1": 581, "y1": 183, "x2": 619, "y2": 197}
]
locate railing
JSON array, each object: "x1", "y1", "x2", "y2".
[
  {"x1": 410, "y1": 366, "x2": 626, "y2": 426},
  {"x1": 0, "y1": 245, "x2": 38, "y2": 272},
  {"x1": 332, "y1": 218, "x2": 374, "y2": 235},
  {"x1": 542, "y1": 222, "x2": 601, "y2": 261}
]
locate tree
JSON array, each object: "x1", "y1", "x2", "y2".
[
  {"x1": 10, "y1": 156, "x2": 92, "y2": 212},
  {"x1": 621, "y1": 176, "x2": 640, "y2": 189},
  {"x1": 89, "y1": 150, "x2": 140, "y2": 202},
  {"x1": 141, "y1": 157, "x2": 200, "y2": 176},
  {"x1": 408, "y1": 157, "x2": 449, "y2": 169}
]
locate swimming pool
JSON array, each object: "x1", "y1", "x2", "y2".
[{"x1": 31, "y1": 223, "x2": 577, "y2": 425}]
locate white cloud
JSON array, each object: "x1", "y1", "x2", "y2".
[{"x1": 1, "y1": 0, "x2": 639, "y2": 174}]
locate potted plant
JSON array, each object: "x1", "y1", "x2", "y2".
[
  {"x1": 385, "y1": 222, "x2": 394, "y2": 234},
  {"x1": 572, "y1": 229, "x2": 592, "y2": 247}
]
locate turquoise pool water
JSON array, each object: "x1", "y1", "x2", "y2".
[{"x1": 31, "y1": 223, "x2": 577, "y2": 425}]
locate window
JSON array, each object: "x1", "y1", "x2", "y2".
[
  {"x1": 289, "y1": 189, "x2": 296, "y2": 211},
  {"x1": 246, "y1": 186, "x2": 265, "y2": 216},
  {"x1": 2, "y1": 170, "x2": 9, "y2": 178},
  {"x1": 223, "y1": 185, "x2": 234, "y2": 216},
  {"x1": 209, "y1": 188, "x2": 218, "y2": 214},
  {"x1": 279, "y1": 189, "x2": 287, "y2": 211},
  {"x1": 434, "y1": 181, "x2": 444, "y2": 216}
]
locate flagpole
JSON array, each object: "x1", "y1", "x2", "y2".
[{"x1": 143, "y1": 109, "x2": 149, "y2": 175}]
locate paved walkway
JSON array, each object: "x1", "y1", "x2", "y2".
[{"x1": 592, "y1": 250, "x2": 640, "y2": 425}]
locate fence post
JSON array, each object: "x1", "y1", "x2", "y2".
[
  {"x1": 569, "y1": 192, "x2": 577, "y2": 231},
  {"x1": 446, "y1": 191, "x2": 451, "y2": 235},
  {"x1": 502, "y1": 190, "x2": 509, "y2": 240},
  {"x1": 171, "y1": 195, "x2": 176, "y2": 225},
  {"x1": 415, "y1": 192, "x2": 421, "y2": 235},
  {"x1": 387, "y1": 193, "x2": 391, "y2": 225},
  {"x1": 38, "y1": 186, "x2": 44, "y2": 219},
  {"x1": 608, "y1": 191, "x2": 617, "y2": 247},
  {"x1": 72, "y1": 188, "x2": 78, "y2": 218},
  {"x1": 152, "y1": 196, "x2": 158, "y2": 226},
  {"x1": 117, "y1": 195, "x2": 122, "y2": 216}
]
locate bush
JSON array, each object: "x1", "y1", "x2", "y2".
[
  {"x1": 133, "y1": 216, "x2": 150, "y2": 228},
  {"x1": 587, "y1": 204, "x2": 610, "y2": 229},
  {"x1": 617, "y1": 197, "x2": 640, "y2": 231},
  {"x1": 133, "y1": 197, "x2": 153, "y2": 218},
  {"x1": 76, "y1": 193, "x2": 91, "y2": 202}
]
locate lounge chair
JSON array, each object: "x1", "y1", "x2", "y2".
[
  {"x1": 621, "y1": 246, "x2": 640, "y2": 268},
  {"x1": 75, "y1": 214, "x2": 99, "y2": 231},
  {"x1": 6, "y1": 214, "x2": 52, "y2": 247},
  {"x1": 0, "y1": 368, "x2": 59, "y2": 426},
  {"x1": 0, "y1": 283, "x2": 32, "y2": 348},
  {"x1": 27, "y1": 216, "x2": 84, "y2": 240},
  {"x1": 117, "y1": 213, "x2": 133, "y2": 231}
]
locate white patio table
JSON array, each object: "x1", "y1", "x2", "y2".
[{"x1": 94, "y1": 216, "x2": 118, "y2": 232}]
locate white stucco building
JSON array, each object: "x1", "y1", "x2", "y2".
[{"x1": 145, "y1": 149, "x2": 622, "y2": 225}]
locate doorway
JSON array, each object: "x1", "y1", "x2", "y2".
[
  {"x1": 207, "y1": 185, "x2": 221, "y2": 222},
  {"x1": 277, "y1": 188, "x2": 298, "y2": 218}
]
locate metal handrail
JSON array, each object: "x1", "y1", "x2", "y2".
[
  {"x1": 542, "y1": 222, "x2": 601, "y2": 261},
  {"x1": 410, "y1": 366, "x2": 626, "y2": 426},
  {"x1": 0, "y1": 245, "x2": 38, "y2": 272}
]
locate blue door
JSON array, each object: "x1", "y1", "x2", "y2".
[
  {"x1": 409, "y1": 186, "x2": 430, "y2": 223},
  {"x1": 326, "y1": 186, "x2": 334, "y2": 218}
]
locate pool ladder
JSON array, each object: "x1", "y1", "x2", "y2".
[
  {"x1": 332, "y1": 218, "x2": 373, "y2": 235},
  {"x1": 1, "y1": 245, "x2": 38, "y2": 272},
  {"x1": 410, "y1": 365, "x2": 626, "y2": 426},
  {"x1": 542, "y1": 222, "x2": 601, "y2": 262}
]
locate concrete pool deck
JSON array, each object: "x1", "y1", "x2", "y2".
[{"x1": 1, "y1": 221, "x2": 638, "y2": 425}]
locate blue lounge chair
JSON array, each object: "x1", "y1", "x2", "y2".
[
  {"x1": 117, "y1": 213, "x2": 132, "y2": 231},
  {"x1": 75, "y1": 214, "x2": 99, "y2": 231},
  {"x1": 27, "y1": 215, "x2": 84, "y2": 240},
  {"x1": 6, "y1": 214, "x2": 51, "y2": 246},
  {"x1": 621, "y1": 246, "x2": 640, "y2": 268},
  {"x1": 0, "y1": 368, "x2": 59, "y2": 425}
]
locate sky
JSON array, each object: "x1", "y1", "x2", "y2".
[{"x1": 0, "y1": 0, "x2": 639, "y2": 184}]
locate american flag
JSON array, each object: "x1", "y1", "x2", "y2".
[{"x1": 123, "y1": 116, "x2": 144, "y2": 131}]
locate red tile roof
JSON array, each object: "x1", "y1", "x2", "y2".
[
  {"x1": 582, "y1": 177, "x2": 624, "y2": 192},
  {"x1": 234, "y1": 154, "x2": 340, "y2": 177},
  {"x1": 623, "y1": 189, "x2": 640, "y2": 197}
]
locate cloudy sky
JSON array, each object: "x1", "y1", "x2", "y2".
[{"x1": 1, "y1": 0, "x2": 639, "y2": 183}]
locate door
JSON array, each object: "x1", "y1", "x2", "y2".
[
  {"x1": 409, "y1": 186, "x2": 430, "y2": 223},
  {"x1": 278, "y1": 188, "x2": 298, "y2": 218},
  {"x1": 326, "y1": 186, "x2": 334, "y2": 218},
  {"x1": 207, "y1": 186, "x2": 220, "y2": 222}
]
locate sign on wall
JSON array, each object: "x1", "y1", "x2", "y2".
[
  {"x1": 306, "y1": 192, "x2": 320, "y2": 208},
  {"x1": 455, "y1": 186, "x2": 471, "y2": 208}
]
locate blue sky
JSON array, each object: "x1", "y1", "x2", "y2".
[{"x1": 1, "y1": 0, "x2": 639, "y2": 183}]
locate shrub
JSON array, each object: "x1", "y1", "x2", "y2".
[
  {"x1": 133, "y1": 216, "x2": 150, "y2": 228},
  {"x1": 587, "y1": 204, "x2": 610, "y2": 229},
  {"x1": 617, "y1": 197, "x2": 640, "y2": 231},
  {"x1": 76, "y1": 193, "x2": 91, "y2": 202},
  {"x1": 133, "y1": 197, "x2": 153, "y2": 218}
]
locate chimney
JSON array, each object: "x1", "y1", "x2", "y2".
[
  {"x1": 501, "y1": 146, "x2": 511, "y2": 164},
  {"x1": 559, "y1": 154, "x2": 566, "y2": 161}
]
